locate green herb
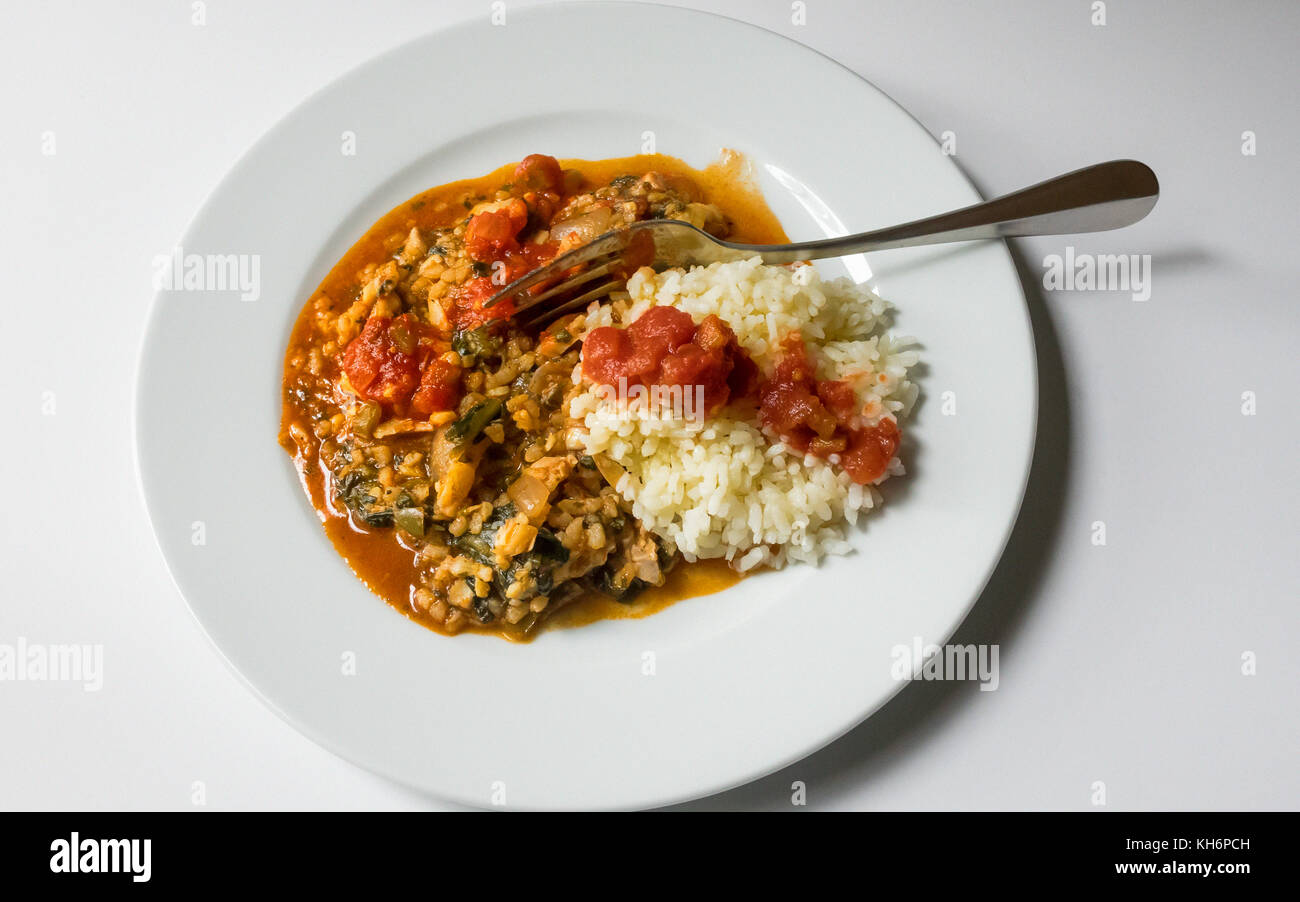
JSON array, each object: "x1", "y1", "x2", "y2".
[
  {"x1": 531, "y1": 528, "x2": 568, "y2": 562},
  {"x1": 360, "y1": 509, "x2": 394, "y2": 528},
  {"x1": 447, "y1": 399, "x2": 502, "y2": 444},
  {"x1": 335, "y1": 466, "x2": 394, "y2": 528},
  {"x1": 448, "y1": 503, "x2": 569, "y2": 604},
  {"x1": 598, "y1": 567, "x2": 646, "y2": 603},
  {"x1": 451, "y1": 327, "x2": 502, "y2": 365}
]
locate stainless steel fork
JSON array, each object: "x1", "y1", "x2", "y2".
[{"x1": 487, "y1": 159, "x2": 1158, "y2": 327}]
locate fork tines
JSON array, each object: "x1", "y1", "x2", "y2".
[
  {"x1": 483, "y1": 226, "x2": 654, "y2": 328},
  {"x1": 514, "y1": 273, "x2": 625, "y2": 329}
]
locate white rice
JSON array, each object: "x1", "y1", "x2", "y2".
[{"x1": 570, "y1": 257, "x2": 919, "y2": 571}]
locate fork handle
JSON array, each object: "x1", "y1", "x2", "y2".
[{"x1": 728, "y1": 160, "x2": 1159, "y2": 264}]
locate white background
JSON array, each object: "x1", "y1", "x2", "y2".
[{"x1": 2, "y1": 0, "x2": 1296, "y2": 810}]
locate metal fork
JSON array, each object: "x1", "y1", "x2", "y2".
[{"x1": 487, "y1": 159, "x2": 1158, "y2": 327}]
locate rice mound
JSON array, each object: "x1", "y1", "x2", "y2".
[{"x1": 569, "y1": 257, "x2": 918, "y2": 571}]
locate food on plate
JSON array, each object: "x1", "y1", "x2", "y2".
[
  {"x1": 574, "y1": 259, "x2": 916, "y2": 571},
  {"x1": 279, "y1": 153, "x2": 917, "y2": 639}
]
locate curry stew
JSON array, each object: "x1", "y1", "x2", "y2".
[{"x1": 279, "y1": 153, "x2": 787, "y2": 640}]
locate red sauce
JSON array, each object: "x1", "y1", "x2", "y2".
[
  {"x1": 758, "y1": 332, "x2": 899, "y2": 484},
  {"x1": 582, "y1": 305, "x2": 756, "y2": 412}
]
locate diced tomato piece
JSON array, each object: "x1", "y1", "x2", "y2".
[
  {"x1": 758, "y1": 334, "x2": 835, "y2": 440},
  {"x1": 692, "y1": 314, "x2": 736, "y2": 353},
  {"x1": 523, "y1": 191, "x2": 561, "y2": 224},
  {"x1": 656, "y1": 342, "x2": 711, "y2": 387},
  {"x1": 450, "y1": 276, "x2": 514, "y2": 330},
  {"x1": 580, "y1": 326, "x2": 631, "y2": 387},
  {"x1": 663, "y1": 315, "x2": 746, "y2": 409},
  {"x1": 340, "y1": 316, "x2": 420, "y2": 410},
  {"x1": 410, "y1": 357, "x2": 462, "y2": 416},
  {"x1": 840, "y1": 417, "x2": 900, "y2": 484},
  {"x1": 758, "y1": 381, "x2": 820, "y2": 440},
  {"x1": 757, "y1": 331, "x2": 900, "y2": 483},
  {"x1": 513, "y1": 154, "x2": 565, "y2": 193},
  {"x1": 727, "y1": 351, "x2": 759, "y2": 399},
  {"x1": 816, "y1": 379, "x2": 859, "y2": 422},
  {"x1": 628, "y1": 305, "x2": 698, "y2": 348},
  {"x1": 499, "y1": 239, "x2": 560, "y2": 284},
  {"x1": 465, "y1": 198, "x2": 529, "y2": 261},
  {"x1": 581, "y1": 306, "x2": 754, "y2": 412}
]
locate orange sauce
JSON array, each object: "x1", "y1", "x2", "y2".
[
  {"x1": 283, "y1": 152, "x2": 787, "y2": 639},
  {"x1": 548, "y1": 557, "x2": 742, "y2": 629}
]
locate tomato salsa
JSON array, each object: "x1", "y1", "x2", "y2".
[
  {"x1": 757, "y1": 332, "x2": 900, "y2": 484},
  {"x1": 340, "y1": 314, "x2": 462, "y2": 417},
  {"x1": 582, "y1": 305, "x2": 757, "y2": 412}
]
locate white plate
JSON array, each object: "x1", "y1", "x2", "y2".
[{"x1": 135, "y1": 3, "x2": 1035, "y2": 810}]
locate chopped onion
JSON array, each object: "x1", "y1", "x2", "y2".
[
  {"x1": 593, "y1": 453, "x2": 626, "y2": 490},
  {"x1": 507, "y1": 472, "x2": 551, "y2": 519},
  {"x1": 550, "y1": 208, "x2": 615, "y2": 246}
]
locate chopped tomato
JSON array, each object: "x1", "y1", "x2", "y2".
[
  {"x1": 340, "y1": 316, "x2": 419, "y2": 410},
  {"x1": 840, "y1": 418, "x2": 900, "y2": 484},
  {"x1": 450, "y1": 276, "x2": 514, "y2": 331},
  {"x1": 584, "y1": 306, "x2": 695, "y2": 386},
  {"x1": 498, "y1": 239, "x2": 560, "y2": 284},
  {"x1": 656, "y1": 341, "x2": 731, "y2": 405},
  {"x1": 513, "y1": 154, "x2": 565, "y2": 193},
  {"x1": 757, "y1": 333, "x2": 837, "y2": 438},
  {"x1": 815, "y1": 378, "x2": 858, "y2": 422},
  {"x1": 465, "y1": 197, "x2": 529, "y2": 261},
  {"x1": 410, "y1": 356, "x2": 462, "y2": 416},
  {"x1": 340, "y1": 314, "x2": 463, "y2": 416},
  {"x1": 582, "y1": 306, "x2": 753, "y2": 412},
  {"x1": 726, "y1": 351, "x2": 759, "y2": 400},
  {"x1": 581, "y1": 326, "x2": 628, "y2": 383},
  {"x1": 523, "y1": 190, "x2": 561, "y2": 224},
  {"x1": 757, "y1": 332, "x2": 899, "y2": 484},
  {"x1": 633, "y1": 305, "x2": 699, "y2": 349}
]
